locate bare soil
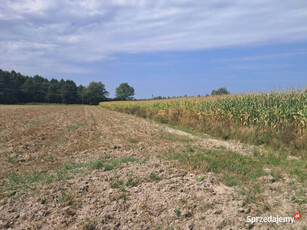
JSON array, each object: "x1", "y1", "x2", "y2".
[{"x1": 0, "y1": 105, "x2": 305, "y2": 229}]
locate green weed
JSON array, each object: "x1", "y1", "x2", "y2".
[
  {"x1": 22, "y1": 120, "x2": 39, "y2": 124},
  {"x1": 68, "y1": 123, "x2": 84, "y2": 131},
  {"x1": 174, "y1": 208, "x2": 181, "y2": 217},
  {"x1": 195, "y1": 176, "x2": 204, "y2": 182},
  {"x1": 128, "y1": 138, "x2": 139, "y2": 143},
  {"x1": 149, "y1": 172, "x2": 161, "y2": 181}
]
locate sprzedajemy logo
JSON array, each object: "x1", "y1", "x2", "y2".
[{"x1": 246, "y1": 213, "x2": 301, "y2": 225}]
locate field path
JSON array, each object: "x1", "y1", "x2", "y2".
[
  {"x1": 163, "y1": 126, "x2": 253, "y2": 156},
  {"x1": 0, "y1": 106, "x2": 305, "y2": 229}
]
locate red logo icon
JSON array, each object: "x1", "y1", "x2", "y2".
[{"x1": 294, "y1": 212, "x2": 301, "y2": 220}]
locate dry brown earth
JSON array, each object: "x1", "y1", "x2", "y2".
[{"x1": 0, "y1": 105, "x2": 305, "y2": 229}]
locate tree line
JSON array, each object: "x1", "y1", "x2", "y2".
[
  {"x1": 0, "y1": 69, "x2": 230, "y2": 104},
  {"x1": 150, "y1": 88, "x2": 230, "y2": 100},
  {"x1": 0, "y1": 69, "x2": 135, "y2": 104}
]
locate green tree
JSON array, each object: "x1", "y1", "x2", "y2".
[
  {"x1": 84, "y1": 81, "x2": 109, "y2": 105},
  {"x1": 0, "y1": 68, "x2": 112, "y2": 105},
  {"x1": 32, "y1": 75, "x2": 49, "y2": 102},
  {"x1": 21, "y1": 77, "x2": 35, "y2": 103},
  {"x1": 10, "y1": 71, "x2": 26, "y2": 103},
  {"x1": 211, "y1": 87, "x2": 230, "y2": 96},
  {"x1": 76, "y1": 85, "x2": 86, "y2": 104},
  {"x1": 58, "y1": 80, "x2": 78, "y2": 104},
  {"x1": 115, "y1": 83, "x2": 135, "y2": 100},
  {"x1": 0, "y1": 70, "x2": 18, "y2": 104},
  {"x1": 47, "y1": 79, "x2": 61, "y2": 103}
]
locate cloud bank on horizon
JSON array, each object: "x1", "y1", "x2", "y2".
[{"x1": 1, "y1": 0, "x2": 307, "y2": 76}]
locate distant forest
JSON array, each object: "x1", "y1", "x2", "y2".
[
  {"x1": 0, "y1": 69, "x2": 109, "y2": 105},
  {"x1": 0, "y1": 69, "x2": 231, "y2": 105}
]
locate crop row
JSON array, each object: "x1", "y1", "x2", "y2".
[{"x1": 100, "y1": 91, "x2": 307, "y2": 156}]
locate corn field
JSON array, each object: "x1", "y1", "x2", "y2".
[{"x1": 100, "y1": 90, "x2": 307, "y2": 156}]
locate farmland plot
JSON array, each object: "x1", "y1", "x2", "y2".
[
  {"x1": 0, "y1": 105, "x2": 306, "y2": 229},
  {"x1": 101, "y1": 91, "x2": 307, "y2": 158}
]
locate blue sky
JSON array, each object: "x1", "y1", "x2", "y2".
[{"x1": 1, "y1": 0, "x2": 307, "y2": 98}]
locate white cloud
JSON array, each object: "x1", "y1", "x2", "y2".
[{"x1": 1, "y1": 0, "x2": 307, "y2": 74}]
